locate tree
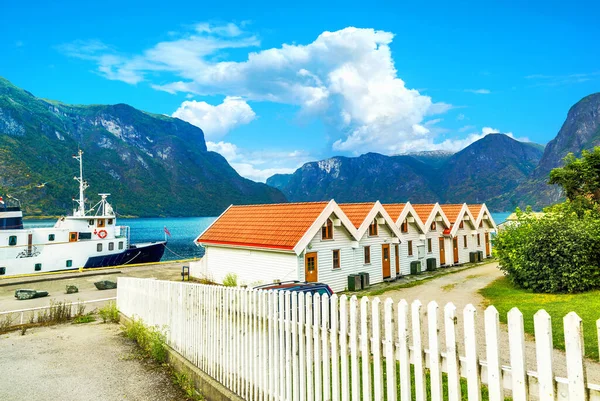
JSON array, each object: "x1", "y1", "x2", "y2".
[{"x1": 549, "y1": 147, "x2": 600, "y2": 202}]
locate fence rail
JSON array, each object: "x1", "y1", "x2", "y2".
[{"x1": 117, "y1": 278, "x2": 600, "y2": 401}]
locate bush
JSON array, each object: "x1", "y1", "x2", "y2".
[
  {"x1": 123, "y1": 318, "x2": 168, "y2": 363},
  {"x1": 222, "y1": 273, "x2": 238, "y2": 287},
  {"x1": 495, "y1": 202, "x2": 600, "y2": 293},
  {"x1": 98, "y1": 302, "x2": 120, "y2": 323}
]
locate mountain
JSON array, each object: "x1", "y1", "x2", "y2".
[
  {"x1": 403, "y1": 150, "x2": 454, "y2": 168},
  {"x1": 0, "y1": 77, "x2": 285, "y2": 217},
  {"x1": 267, "y1": 134, "x2": 544, "y2": 209}
]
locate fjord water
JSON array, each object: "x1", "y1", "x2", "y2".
[{"x1": 24, "y1": 213, "x2": 510, "y2": 262}]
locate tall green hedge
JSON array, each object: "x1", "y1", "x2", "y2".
[{"x1": 494, "y1": 201, "x2": 600, "y2": 293}]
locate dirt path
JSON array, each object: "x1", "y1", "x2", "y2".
[
  {"x1": 382, "y1": 262, "x2": 600, "y2": 383},
  {"x1": 0, "y1": 322, "x2": 187, "y2": 401}
]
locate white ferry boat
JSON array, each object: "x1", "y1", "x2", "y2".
[{"x1": 0, "y1": 150, "x2": 165, "y2": 277}]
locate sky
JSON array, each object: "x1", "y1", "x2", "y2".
[{"x1": 1, "y1": 0, "x2": 599, "y2": 182}]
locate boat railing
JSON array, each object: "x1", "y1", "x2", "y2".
[{"x1": 116, "y1": 225, "x2": 130, "y2": 247}]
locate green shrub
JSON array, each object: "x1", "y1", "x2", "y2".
[
  {"x1": 98, "y1": 302, "x2": 120, "y2": 323},
  {"x1": 495, "y1": 202, "x2": 600, "y2": 293},
  {"x1": 222, "y1": 272, "x2": 238, "y2": 287},
  {"x1": 123, "y1": 318, "x2": 168, "y2": 363}
]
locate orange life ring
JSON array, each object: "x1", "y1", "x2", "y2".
[{"x1": 97, "y1": 230, "x2": 108, "y2": 239}]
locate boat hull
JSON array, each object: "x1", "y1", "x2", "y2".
[{"x1": 83, "y1": 242, "x2": 166, "y2": 268}]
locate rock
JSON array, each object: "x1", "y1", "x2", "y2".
[
  {"x1": 65, "y1": 285, "x2": 79, "y2": 294},
  {"x1": 15, "y1": 289, "x2": 49, "y2": 300},
  {"x1": 94, "y1": 280, "x2": 117, "y2": 290}
]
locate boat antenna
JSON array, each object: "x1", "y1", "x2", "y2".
[{"x1": 73, "y1": 149, "x2": 88, "y2": 216}]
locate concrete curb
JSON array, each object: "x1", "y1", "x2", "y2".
[
  {"x1": 0, "y1": 270, "x2": 121, "y2": 287},
  {"x1": 120, "y1": 314, "x2": 243, "y2": 401}
]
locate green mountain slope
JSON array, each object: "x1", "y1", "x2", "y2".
[{"x1": 0, "y1": 77, "x2": 285, "y2": 217}]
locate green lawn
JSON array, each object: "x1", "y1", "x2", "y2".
[{"x1": 480, "y1": 277, "x2": 600, "y2": 360}]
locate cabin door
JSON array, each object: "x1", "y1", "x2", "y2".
[
  {"x1": 382, "y1": 244, "x2": 391, "y2": 279},
  {"x1": 27, "y1": 234, "x2": 33, "y2": 256},
  {"x1": 485, "y1": 233, "x2": 490, "y2": 257},
  {"x1": 452, "y1": 237, "x2": 459, "y2": 264},
  {"x1": 439, "y1": 237, "x2": 446, "y2": 265},
  {"x1": 394, "y1": 244, "x2": 400, "y2": 276},
  {"x1": 305, "y1": 252, "x2": 318, "y2": 282}
]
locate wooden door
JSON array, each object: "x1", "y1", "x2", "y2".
[
  {"x1": 394, "y1": 244, "x2": 400, "y2": 276},
  {"x1": 485, "y1": 233, "x2": 490, "y2": 257},
  {"x1": 439, "y1": 237, "x2": 446, "y2": 265},
  {"x1": 305, "y1": 252, "x2": 318, "y2": 282},
  {"x1": 452, "y1": 237, "x2": 459, "y2": 264},
  {"x1": 382, "y1": 244, "x2": 391, "y2": 279}
]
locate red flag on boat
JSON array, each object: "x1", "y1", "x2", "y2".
[{"x1": 163, "y1": 226, "x2": 171, "y2": 237}]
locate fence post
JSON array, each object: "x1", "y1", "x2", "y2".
[
  {"x1": 508, "y1": 307, "x2": 529, "y2": 401},
  {"x1": 350, "y1": 295, "x2": 360, "y2": 401},
  {"x1": 564, "y1": 312, "x2": 587, "y2": 401},
  {"x1": 464, "y1": 304, "x2": 481, "y2": 401},
  {"x1": 428, "y1": 301, "x2": 443, "y2": 401},
  {"x1": 340, "y1": 295, "x2": 349, "y2": 401},
  {"x1": 322, "y1": 294, "x2": 332, "y2": 401},
  {"x1": 385, "y1": 298, "x2": 397, "y2": 401},
  {"x1": 398, "y1": 299, "x2": 411, "y2": 401},
  {"x1": 484, "y1": 306, "x2": 504, "y2": 401},
  {"x1": 299, "y1": 292, "x2": 307, "y2": 401},
  {"x1": 444, "y1": 302, "x2": 461, "y2": 401},
  {"x1": 285, "y1": 291, "x2": 293, "y2": 401},
  {"x1": 314, "y1": 293, "x2": 322, "y2": 401},
  {"x1": 306, "y1": 292, "x2": 314, "y2": 401},
  {"x1": 292, "y1": 291, "x2": 299, "y2": 401},
  {"x1": 361, "y1": 296, "x2": 372, "y2": 401},
  {"x1": 331, "y1": 294, "x2": 340, "y2": 401},
  {"x1": 372, "y1": 297, "x2": 383, "y2": 401},
  {"x1": 534, "y1": 309, "x2": 555, "y2": 401},
  {"x1": 412, "y1": 300, "x2": 426, "y2": 401}
]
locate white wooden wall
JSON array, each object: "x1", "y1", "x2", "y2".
[
  {"x1": 118, "y1": 277, "x2": 600, "y2": 401},
  {"x1": 399, "y1": 219, "x2": 424, "y2": 275}
]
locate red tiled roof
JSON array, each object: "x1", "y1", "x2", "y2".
[
  {"x1": 382, "y1": 203, "x2": 406, "y2": 222},
  {"x1": 440, "y1": 204, "x2": 464, "y2": 224},
  {"x1": 339, "y1": 203, "x2": 375, "y2": 228},
  {"x1": 197, "y1": 202, "x2": 329, "y2": 250},
  {"x1": 411, "y1": 204, "x2": 436, "y2": 224},
  {"x1": 468, "y1": 204, "x2": 483, "y2": 218}
]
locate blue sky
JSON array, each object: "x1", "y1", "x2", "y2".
[{"x1": 2, "y1": 0, "x2": 599, "y2": 181}]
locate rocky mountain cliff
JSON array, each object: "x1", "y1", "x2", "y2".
[
  {"x1": 0, "y1": 77, "x2": 285, "y2": 217},
  {"x1": 268, "y1": 134, "x2": 544, "y2": 210}
]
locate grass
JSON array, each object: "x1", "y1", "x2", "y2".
[
  {"x1": 73, "y1": 314, "x2": 96, "y2": 324},
  {"x1": 480, "y1": 277, "x2": 600, "y2": 360},
  {"x1": 98, "y1": 301, "x2": 120, "y2": 323},
  {"x1": 441, "y1": 283, "x2": 457, "y2": 292}
]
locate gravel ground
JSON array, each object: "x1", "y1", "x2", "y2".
[
  {"x1": 0, "y1": 322, "x2": 187, "y2": 401},
  {"x1": 381, "y1": 262, "x2": 600, "y2": 383}
]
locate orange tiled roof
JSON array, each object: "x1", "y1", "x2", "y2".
[
  {"x1": 382, "y1": 203, "x2": 406, "y2": 222},
  {"x1": 468, "y1": 204, "x2": 483, "y2": 218},
  {"x1": 440, "y1": 204, "x2": 464, "y2": 223},
  {"x1": 197, "y1": 202, "x2": 329, "y2": 250},
  {"x1": 339, "y1": 203, "x2": 375, "y2": 228},
  {"x1": 411, "y1": 204, "x2": 436, "y2": 225}
]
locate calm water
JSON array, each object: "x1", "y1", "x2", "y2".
[
  {"x1": 25, "y1": 212, "x2": 511, "y2": 262},
  {"x1": 24, "y1": 217, "x2": 217, "y2": 261}
]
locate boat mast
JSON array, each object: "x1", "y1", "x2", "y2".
[{"x1": 73, "y1": 150, "x2": 88, "y2": 217}]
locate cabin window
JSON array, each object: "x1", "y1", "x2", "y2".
[
  {"x1": 459, "y1": 221, "x2": 464, "y2": 229},
  {"x1": 48, "y1": 234, "x2": 55, "y2": 242},
  {"x1": 97, "y1": 219, "x2": 105, "y2": 228},
  {"x1": 108, "y1": 219, "x2": 113, "y2": 225},
  {"x1": 79, "y1": 232, "x2": 92, "y2": 240},
  {"x1": 364, "y1": 246, "x2": 371, "y2": 264},
  {"x1": 109, "y1": 242, "x2": 114, "y2": 251},
  {"x1": 97, "y1": 243, "x2": 103, "y2": 252},
  {"x1": 34, "y1": 263, "x2": 42, "y2": 271},
  {"x1": 477, "y1": 233, "x2": 481, "y2": 246},
  {"x1": 463, "y1": 235, "x2": 468, "y2": 248},
  {"x1": 0, "y1": 267, "x2": 5, "y2": 275},
  {"x1": 430, "y1": 222, "x2": 436, "y2": 231},
  {"x1": 8, "y1": 236, "x2": 17, "y2": 246},
  {"x1": 401, "y1": 220, "x2": 408, "y2": 233},
  {"x1": 369, "y1": 220, "x2": 378, "y2": 236},
  {"x1": 427, "y1": 238, "x2": 432, "y2": 253},
  {"x1": 69, "y1": 232, "x2": 78, "y2": 242},
  {"x1": 118, "y1": 241, "x2": 124, "y2": 250},
  {"x1": 333, "y1": 250, "x2": 340, "y2": 269},
  {"x1": 88, "y1": 219, "x2": 94, "y2": 226},
  {"x1": 321, "y1": 219, "x2": 333, "y2": 240},
  {"x1": 408, "y1": 240, "x2": 413, "y2": 256},
  {"x1": 66, "y1": 260, "x2": 72, "y2": 268}
]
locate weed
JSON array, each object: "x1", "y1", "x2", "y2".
[
  {"x1": 222, "y1": 272, "x2": 238, "y2": 287},
  {"x1": 98, "y1": 302, "x2": 120, "y2": 323},
  {"x1": 20, "y1": 326, "x2": 27, "y2": 336},
  {"x1": 73, "y1": 314, "x2": 96, "y2": 324},
  {"x1": 0, "y1": 315, "x2": 13, "y2": 331},
  {"x1": 123, "y1": 318, "x2": 168, "y2": 363},
  {"x1": 172, "y1": 371, "x2": 204, "y2": 400}
]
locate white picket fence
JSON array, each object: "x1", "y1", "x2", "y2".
[{"x1": 117, "y1": 277, "x2": 600, "y2": 401}]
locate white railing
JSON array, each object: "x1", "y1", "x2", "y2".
[
  {"x1": 117, "y1": 278, "x2": 600, "y2": 401},
  {"x1": 0, "y1": 297, "x2": 116, "y2": 326}
]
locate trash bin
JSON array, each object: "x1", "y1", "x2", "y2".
[
  {"x1": 426, "y1": 258, "x2": 437, "y2": 271},
  {"x1": 469, "y1": 252, "x2": 478, "y2": 263},
  {"x1": 478, "y1": 250, "x2": 484, "y2": 261},
  {"x1": 347, "y1": 274, "x2": 362, "y2": 291},
  {"x1": 410, "y1": 261, "x2": 421, "y2": 275},
  {"x1": 358, "y1": 272, "x2": 370, "y2": 289}
]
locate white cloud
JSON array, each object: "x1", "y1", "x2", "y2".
[
  {"x1": 456, "y1": 113, "x2": 466, "y2": 121},
  {"x1": 172, "y1": 96, "x2": 256, "y2": 139},
  {"x1": 464, "y1": 89, "x2": 491, "y2": 94}
]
